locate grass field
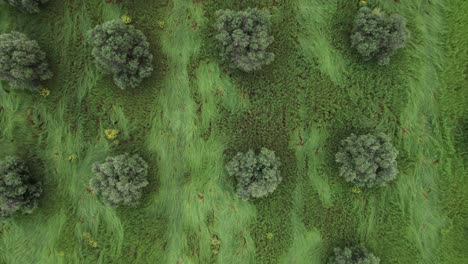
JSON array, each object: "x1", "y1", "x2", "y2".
[{"x1": 0, "y1": 0, "x2": 467, "y2": 263}]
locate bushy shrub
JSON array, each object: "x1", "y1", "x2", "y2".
[
  {"x1": 226, "y1": 148, "x2": 281, "y2": 199},
  {"x1": 90, "y1": 153, "x2": 149, "y2": 207},
  {"x1": 0, "y1": 31, "x2": 52, "y2": 90},
  {"x1": 6, "y1": 0, "x2": 49, "y2": 14},
  {"x1": 350, "y1": 7, "x2": 409, "y2": 65},
  {"x1": 328, "y1": 245, "x2": 380, "y2": 264},
  {"x1": 0, "y1": 156, "x2": 42, "y2": 217},
  {"x1": 335, "y1": 133, "x2": 398, "y2": 188},
  {"x1": 88, "y1": 20, "x2": 153, "y2": 89},
  {"x1": 215, "y1": 8, "x2": 274, "y2": 72}
]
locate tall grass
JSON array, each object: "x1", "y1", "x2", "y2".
[
  {"x1": 144, "y1": 1, "x2": 259, "y2": 262},
  {"x1": 294, "y1": 0, "x2": 347, "y2": 86},
  {"x1": 0, "y1": 1, "x2": 124, "y2": 263},
  {"x1": 0, "y1": 0, "x2": 466, "y2": 263}
]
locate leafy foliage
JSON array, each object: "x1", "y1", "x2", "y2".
[
  {"x1": 351, "y1": 7, "x2": 409, "y2": 65},
  {"x1": 0, "y1": 156, "x2": 42, "y2": 217},
  {"x1": 88, "y1": 20, "x2": 153, "y2": 89},
  {"x1": 90, "y1": 153, "x2": 149, "y2": 207},
  {"x1": 6, "y1": 0, "x2": 49, "y2": 13},
  {"x1": 226, "y1": 148, "x2": 281, "y2": 199},
  {"x1": 215, "y1": 8, "x2": 274, "y2": 72},
  {"x1": 335, "y1": 133, "x2": 398, "y2": 188},
  {"x1": 328, "y1": 245, "x2": 380, "y2": 264},
  {"x1": 0, "y1": 31, "x2": 52, "y2": 90}
]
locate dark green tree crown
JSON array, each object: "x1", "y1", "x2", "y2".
[
  {"x1": 215, "y1": 8, "x2": 275, "y2": 72},
  {"x1": 351, "y1": 7, "x2": 409, "y2": 65},
  {"x1": 0, "y1": 31, "x2": 52, "y2": 90},
  {"x1": 335, "y1": 133, "x2": 398, "y2": 188},
  {"x1": 226, "y1": 148, "x2": 281, "y2": 199},
  {"x1": 0, "y1": 156, "x2": 42, "y2": 217},
  {"x1": 6, "y1": 0, "x2": 49, "y2": 14},
  {"x1": 328, "y1": 245, "x2": 380, "y2": 264},
  {"x1": 90, "y1": 153, "x2": 149, "y2": 207},
  {"x1": 88, "y1": 20, "x2": 153, "y2": 89}
]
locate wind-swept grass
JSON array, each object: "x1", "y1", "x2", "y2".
[
  {"x1": 294, "y1": 0, "x2": 348, "y2": 86},
  {"x1": 0, "y1": 0, "x2": 466, "y2": 263},
  {"x1": 144, "y1": 1, "x2": 258, "y2": 262}
]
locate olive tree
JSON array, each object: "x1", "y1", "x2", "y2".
[
  {"x1": 328, "y1": 245, "x2": 380, "y2": 264},
  {"x1": 215, "y1": 8, "x2": 275, "y2": 72},
  {"x1": 90, "y1": 153, "x2": 149, "y2": 207},
  {"x1": 226, "y1": 148, "x2": 281, "y2": 199},
  {"x1": 351, "y1": 7, "x2": 409, "y2": 65},
  {"x1": 0, "y1": 32, "x2": 52, "y2": 90},
  {"x1": 0, "y1": 156, "x2": 42, "y2": 217},
  {"x1": 5, "y1": 0, "x2": 49, "y2": 14},
  {"x1": 335, "y1": 133, "x2": 398, "y2": 188},
  {"x1": 88, "y1": 20, "x2": 153, "y2": 89}
]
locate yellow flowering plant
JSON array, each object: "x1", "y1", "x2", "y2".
[
  {"x1": 68, "y1": 154, "x2": 78, "y2": 162},
  {"x1": 104, "y1": 129, "x2": 119, "y2": 140},
  {"x1": 82, "y1": 232, "x2": 99, "y2": 248},
  {"x1": 38, "y1": 87, "x2": 50, "y2": 97},
  {"x1": 352, "y1": 186, "x2": 362, "y2": 194},
  {"x1": 121, "y1": 15, "x2": 132, "y2": 24}
]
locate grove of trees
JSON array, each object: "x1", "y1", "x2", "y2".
[{"x1": 0, "y1": 5, "x2": 411, "y2": 261}]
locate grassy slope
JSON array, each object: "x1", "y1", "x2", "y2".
[{"x1": 0, "y1": 0, "x2": 466, "y2": 263}]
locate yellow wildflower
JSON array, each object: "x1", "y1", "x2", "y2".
[
  {"x1": 104, "y1": 129, "x2": 119, "y2": 140},
  {"x1": 158, "y1": 21, "x2": 165, "y2": 29},
  {"x1": 121, "y1": 15, "x2": 132, "y2": 24},
  {"x1": 68, "y1": 154, "x2": 78, "y2": 162},
  {"x1": 266, "y1": 232, "x2": 274, "y2": 240},
  {"x1": 38, "y1": 87, "x2": 50, "y2": 97},
  {"x1": 352, "y1": 186, "x2": 362, "y2": 194},
  {"x1": 89, "y1": 240, "x2": 98, "y2": 248}
]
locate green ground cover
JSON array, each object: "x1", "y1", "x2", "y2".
[{"x1": 0, "y1": 0, "x2": 466, "y2": 263}]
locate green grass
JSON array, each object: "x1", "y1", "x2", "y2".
[{"x1": 0, "y1": 0, "x2": 467, "y2": 263}]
